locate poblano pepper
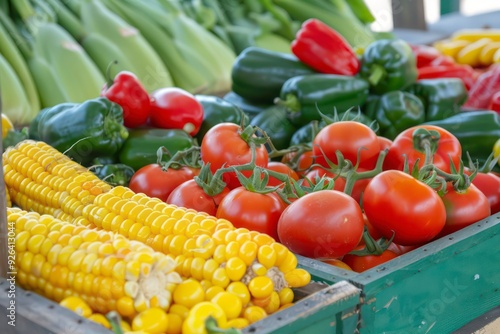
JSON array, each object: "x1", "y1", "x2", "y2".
[
  {"x1": 29, "y1": 97, "x2": 128, "y2": 166},
  {"x1": 405, "y1": 78, "x2": 468, "y2": 121},
  {"x1": 249, "y1": 105, "x2": 297, "y2": 151},
  {"x1": 118, "y1": 128, "x2": 195, "y2": 171},
  {"x1": 359, "y1": 39, "x2": 418, "y2": 94},
  {"x1": 370, "y1": 91, "x2": 425, "y2": 140},
  {"x1": 277, "y1": 74, "x2": 370, "y2": 126}
]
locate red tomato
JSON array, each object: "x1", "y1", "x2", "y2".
[
  {"x1": 166, "y1": 179, "x2": 230, "y2": 216},
  {"x1": 436, "y1": 183, "x2": 491, "y2": 238},
  {"x1": 387, "y1": 243, "x2": 418, "y2": 256},
  {"x1": 277, "y1": 190, "x2": 364, "y2": 258},
  {"x1": 313, "y1": 121, "x2": 380, "y2": 169},
  {"x1": 383, "y1": 125, "x2": 462, "y2": 173},
  {"x1": 363, "y1": 214, "x2": 383, "y2": 241},
  {"x1": 470, "y1": 172, "x2": 500, "y2": 214},
  {"x1": 282, "y1": 150, "x2": 314, "y2": 176},
  {"x1": 342, "y1": 249, "x2": 398, "y2": 273},
  {"x1": 377, "y1": 136, "x2": 393, "y2": 151},
  {"x1": 216, "y1": 188, "x2": 286, "y2": 240},
  {"x1": 129, "y1": 164, "x2": 194, "y2": 202},
  {"x1": 363, "y1": 170, "x2": 447, "y2": 246},
  {"x1": 320, "y1": 258, "x2": 352, "y2": 271},
  {"x1": 200, "y1": 123, "x2": 269, "y2": 189},
  {"x1": 265, "y1": 162, "x2": 300, "y2": 187},
  {"x1": 149, "y1": 87, "x2": 204, "y2": 136}
]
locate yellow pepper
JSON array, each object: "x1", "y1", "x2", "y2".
[
  {"x1": 182, "y1": 302, "x2": 228, "y2": 334},
  {"x1": 456, "y1": 38, "x2": 492, "y2": 67}
]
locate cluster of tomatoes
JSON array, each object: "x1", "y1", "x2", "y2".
[{"x1": 127, "y1": 120, "x2": 500, "y2": 273}]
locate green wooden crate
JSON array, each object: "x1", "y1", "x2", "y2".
[
  {"x1": 243, "y1": 281, "x2": 361, "y2": 334},
  {"x1": 297, "y1": 213, "x2": 500, "y2": 333}
]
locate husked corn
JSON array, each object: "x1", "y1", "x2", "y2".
[
  {"x1": 75, "y1": 186, "x2": 311, "y2": 313},
  {"x1": 7, "y1": 207, "x2": 182, "y2": 318},
  {"x1": 3, "y1": 140, "x2": 111, "y2": 220}
]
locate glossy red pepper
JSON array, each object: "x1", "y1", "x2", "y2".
[
  {"x1": 410, "y1": 44, "x2": 442, "y2": 68},
  {"x1": 465, "y1": 64, "x2": 500, "y2": 109},
  {"x1": 101, "y1": 71, "x2": 151, "y2": 128},
  {"x1": 487, "y1": 91, "x2": 500, "y2": 113},
  {"x1": 291, "y1": 18, "x2": 360, "y2": 76},
  {"x1": 417, "y1": 64, "x2": 477, "y2": 90},
  {"x1": 149, "y1": 87, "x2": 204, "y2": 136}
]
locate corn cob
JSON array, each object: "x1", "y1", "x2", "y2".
[
  {"x1": 4, "y1": 182, "x2": 11, "y2": 207},
  {"x1": 2, "y1": 140, "x2": 112, "y2": 222},
  {"x1": 8, "y1": 207, "x2": 182, "y2": 318},
  {"x1": 74, "y1": 186, "x2": 311, "y2": 314}
]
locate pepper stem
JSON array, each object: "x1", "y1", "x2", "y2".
[
  {"x1": 274, "y1": 94, "x2": 301, "y2": 113},
  {"x1": 105, "y1": 60, "x2": 119, "y2": 88},
  {"x1": 368, "y1": 64, "x2": 386, "y2": 86}
]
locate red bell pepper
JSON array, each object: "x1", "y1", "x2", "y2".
[
  {"x1": 417, "y1": 64, "x2": 477, "y2": 90},
  {"x1": 410, "y1": 44, "x2": 443, "y2": 68},
  {"x1": 465, "y1": 64, "x2": 500, "y2": 109},
  {"x1": 101, "y1": 70, "x2": 151, "y2": 128},
  {"x1": 149, "y1": 87, "x2": 204, "y2": 136},
  {"x1": 488, "y1": 91, "x2": 500, "y2": 113},
  {"x1": 291, "y1": 18, "x2": 360, "y2": 76}
]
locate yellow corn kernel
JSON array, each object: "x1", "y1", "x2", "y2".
[{"x1": 243, "y1": 306, "x2": 267, "y2": 324}]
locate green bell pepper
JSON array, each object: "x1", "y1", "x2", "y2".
[
  {"x1": 359, "y1": 39, "x2": 418, "y2": 94},
  {"x1": 425, "y1": 110, "x2": 500, "y2": 171},
  {"x1": 118, "y1": 128, "x2": 196, "y2": 171},
  {"x1": 370, "y1": 91, "x2": 425, "y2": 140},
  {"x1": 195, "y1": 94, "x2": 249, "y2": 142},
  {"x1": 249, "y1": 105, "x2": 297, "y2": 151},
  {"x1": 29, "y1": 97, "x2": 128, "y2": 166},
  {"x1": 406, "y1": 78, "x2": 468, "y2": 121},
  {"x1": 92, "y1": 163, "x2": 135, "y2": 187},
  {"x1": 278, "y1": 74, "x2": 370, "y2": 126},
  {"x1": 231, "y1": 47, "x2": 316, "y2": 103},
  {"x1": 222, "y1": 91, "x2": 273, "y2": 120}
]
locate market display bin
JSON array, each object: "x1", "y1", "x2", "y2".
[
  {"x1": 0, "y1": 276, "x2": 361, "y2": 334},
  {"x1": 297, "y1": 213, "x2": 500, "y2": 334}
]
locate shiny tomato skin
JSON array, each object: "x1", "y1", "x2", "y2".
[
  {"x1": 265, "y1": 162, "x2": 300, "y2": 187},
  {"x1": 129, "y1": 165, "x2": 194, "y2": 202},
  {"x1": 363, "y1": 170, "x2": 446, "y2": 246},
  {"x1": 436, "y1": 183, "x2": 491, "y2": 238},
  {"x1": 342, "y1": 249, "x2": 398, "y2": 273},
  {"x1": 277, "y1": 190, "x2": 364, "y2": 259},
  {"x1": 216, "y1": 188, "x2": 286, "y2": 240},
  {"x1": 471, "y1": 172, "x2": 500, "y2": 214},
  {"x1": 200, "y1": 123, "x2": 269, "y2": 189},
  {"x1": 313, "y1": 121, "x2": 380, "y2": 169},
  {"x1": 383, "y1": 125, "x2": 462, "y2": 173},
  {"x1": 166, "y1": 179, "x2": 230, "y2": 216},
  {"x1": 282, "y1": 150, "x2": 314, "y2": 176},
  {"x1": 149, "y1": 87, "x2": 204, "y2": 136},
  {"x1": 377, "y1": 136, "x2": 393, "y2": 151}
]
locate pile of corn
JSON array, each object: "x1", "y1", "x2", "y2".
[{"x1": 2, "y1": 140, "x2": 311, "y2": 333}]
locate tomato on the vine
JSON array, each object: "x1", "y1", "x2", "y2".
[
  {"x1": 277, "y1": 190, "x2": 364, "y2": 258},
  {"x1": 149, "y1": 87, "x2": 204, "y2": 136},
  {"x1": 320, "y1": 258, "x2": 352, "y2": 271},
  {"x1": 265, "y1": 162, "x2": 299, "y2": 187},
  {"x1": 387, "y1": 243, "x2": 418, "y2": 256},
  {"x1": 167, "y1": 179, "x2": 230, "y2": 216},
  {"x1": 200, "y1": 123, "x2": 268, "y2": 189},
  {"x1": 216, "y1": 188, "x2": 286, "y2": 240},
  {"x1": 436, "y1": 182, "x2": 491, "y2": 238},
  {"x1": 129, "y1": 165, "x2": 194, "y2": 202},
  {"x1": 363, "y1": 170, "x2": 447, "y2": 246},
  {"x1": 470, "y1": 172, "x2": 500, "y2": 214},
  {"x1": 342, "y1": 248, "x2": 398, "y2": 273},
  {"x1": 281, "y1": 150, "x2": 314, "y2": 176},
  {"x1": 383, "y1": 125, "x2": 462, "y2": 173},
  {"x1": 313, "y1": 121, "x2": 380, "y2": 169}
]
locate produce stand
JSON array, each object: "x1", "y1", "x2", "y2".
[{"x1": 297, "y1": 214, "x2": 500, "y2": 333}]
